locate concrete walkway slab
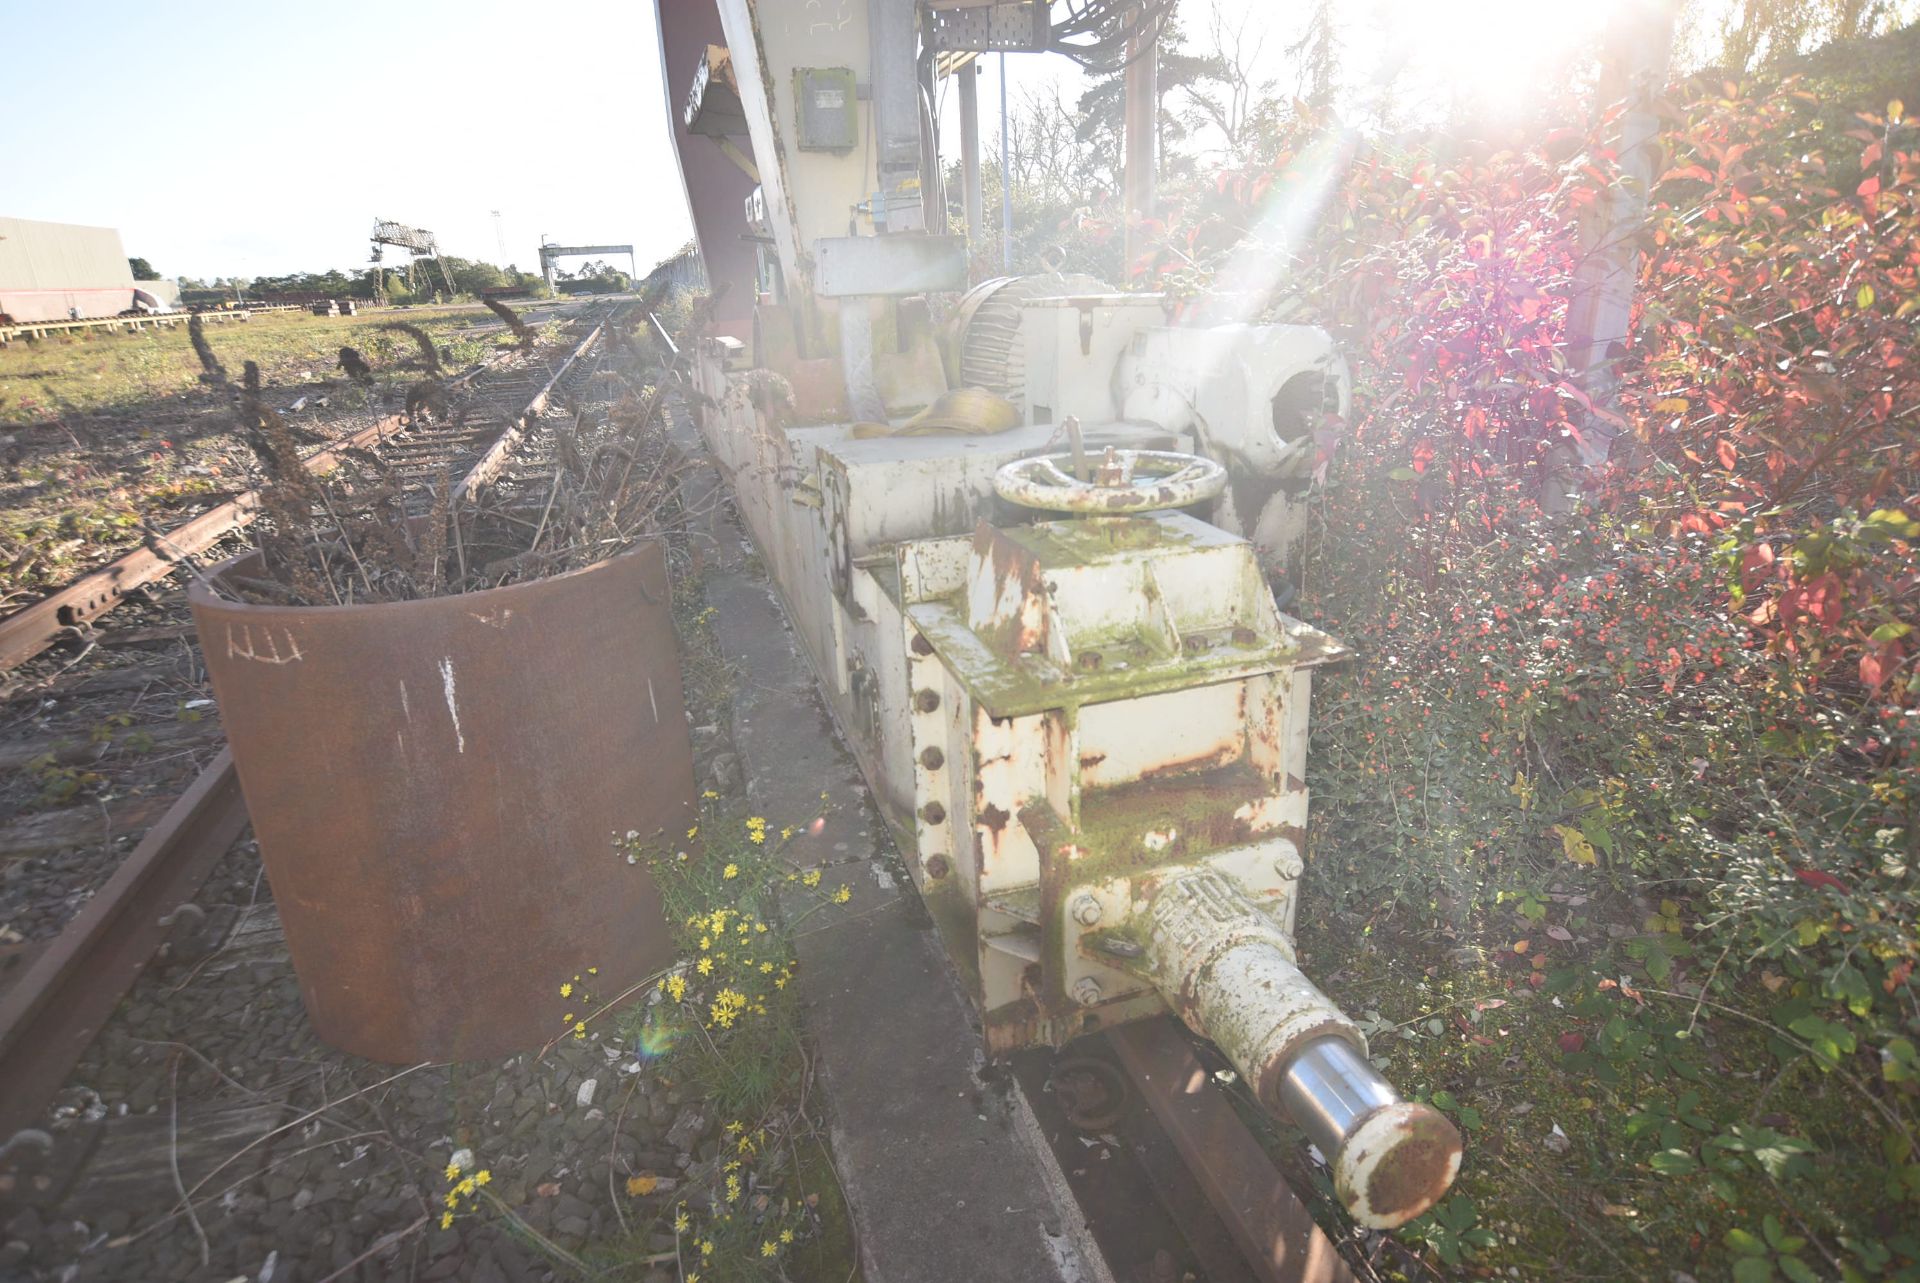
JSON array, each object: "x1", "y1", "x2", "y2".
[{"x1": 684, "y1": 442, "x2": 1105, "y2": 1283}]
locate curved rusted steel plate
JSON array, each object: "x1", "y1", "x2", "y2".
[{"x1": 189, "y1": 544, "x2": 692, "y2": 1063}]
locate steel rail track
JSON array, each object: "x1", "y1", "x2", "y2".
[
  {"x1": 0, "y1": 307, "x2": 301, "y2": 348},
  {"x1": 5, "y1": 315, "x2": 1361, "y2": 1283},
  {"x1": 1007, "y1": 1017, "x2": 1365, "y2": 1283},
  {"x1": 0, "y1": 313, "x2": 616, "y2": 1147},
  {"x1": 0, "y1": 326, "x2": 579, "y2": 673},
  {"x1": 1107, "y1": 1018, "x2": 1359, "y2": 1283}
]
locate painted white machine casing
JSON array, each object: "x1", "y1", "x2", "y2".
[
  {"x1": 1116, "y1": 323, "x2": 1351, "y2": 477},
  {"x1": 691, "y1": 336, "x2": 1346, "y2": 1053}
]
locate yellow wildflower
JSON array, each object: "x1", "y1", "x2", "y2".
[
  {"x1": 762, "y1": 1241, "x2": 778, "y2": 1258},
  {"x1": 574, "y1": 1020, "x2": 587, "y2": 1034},
  {"x1": 697, "y1": 957, "x2": 713, "y2": 976},
  {"x1": 726, "y1": 1174, "x2": 742, "y2": 1202},
  {"x1": 456, "y1": 1177, "x2": 476, "y2": 1197},
  {"x1": 699, "y1": 935, "x2": 711, "y2": 950},
  {"x1": 702, "y1": 789, "x2": 719, "y2": 799},
  {"x1": 701, "y1": 1239, "x2": 714, "y2": 1257},
  {"x1": 443, "y1": 1162, "x2": 461, "y2": 1181},
  {"x1": 687, "y1": 825, "x2": 699, "y2": 839},
  {"x1": 781, "y1": 1228, "x2": 795, "y2": 1244},
  {"x1": 444, "y1": 1191, "x2": 459, "y2": 1209},
  {"x1": 559, "y1": 982, "x2": 573, "y2": 999},
  {"x1": 666, "y1": 974, "x2": 687, "y2": 1002},
  {"x1": 563, "y1": 1012, "x2": 574, "y2": 1024},
  {"x1": 474, "y1": 1170, "x2": 491, "y2": 1186},
  {"x1": 833, "y1": 884, "x2": 852, "y2": 904},
  {"x1": 587, "y1": 967, "x2": 598, "y2": 974},
  {"x1": 710, "y1": 988, "x2": 748, "y2": 1029},
  {"x1": 802, "y1": 869, "x2": 822, "y2": 888},
  {"x1": 760, "y1": 961, "x2": 774, "y2": 974},
  {"x1": 674, "y1": 1209, "x2": 691, "y2": 1233},
  {"x1": 781, "y1": 826, "x2": 794, "y2": 840},
  {"x1": 440, "y1": 1211, "x2": 454, "y2": 1230},
  {"x1": 723, "y1": 863, "x2": 739, "y2": 879}
]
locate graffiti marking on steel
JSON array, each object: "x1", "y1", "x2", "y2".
[
  {"x1": 439, "y1": 657, "x2": 465, "y2": 753},
  {"x1": 226, "y1": 624, "x2": 305, "y2": 665}
]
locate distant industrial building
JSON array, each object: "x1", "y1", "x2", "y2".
[{"x1": 0, "y1": 216, "x2": 168, "y2": 323}]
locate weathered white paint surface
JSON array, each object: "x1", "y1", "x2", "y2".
[{"x1": 439, "y1": 657, "x2": 464, "y2": 753}]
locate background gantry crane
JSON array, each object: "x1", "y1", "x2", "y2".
[{"x1": 369, "y1": 218, "x2": 456, "y2": 302}]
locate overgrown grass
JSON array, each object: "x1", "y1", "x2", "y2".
[
  {"x1": 1277, "y1": 911, "x2": 1915, "y2": 1282},
  {"x1": 0, "y1": 305, "x2": 507, "y2": 426},
  {"x1": 0, "y1": 305, "x2": 544, "y2": 604}
]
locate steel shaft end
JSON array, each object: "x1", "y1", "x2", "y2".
[{"x1": 1333, "y1": 1102, "x2": 1464, "y2": 1230}]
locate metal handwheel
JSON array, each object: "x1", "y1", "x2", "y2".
[{"x1": 993, "y1": 447, "x2": 1227, "y2": 514}]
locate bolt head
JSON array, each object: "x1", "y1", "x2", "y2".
[
  {"x1": 1068, "y1": 892, "x2": 1103, "y2": 926},
  {"x1": 1071, "y1": 976, "x2": 1104, "y2": 1007},
  {"x1": 1272, "y1": 840, "x2": 1304, "y2": 880}
]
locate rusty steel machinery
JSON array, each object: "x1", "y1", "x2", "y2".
[{"x1": 654, "y1": 0, "x2": 1461, "y2": 1236}]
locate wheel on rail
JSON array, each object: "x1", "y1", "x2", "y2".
[
  {"x1": 993, "y1": 447, "x2": 1227, "y2": 514},
  {"x1": 1049, "y1": 1055, "x2": 1129, "y2": 1133}
]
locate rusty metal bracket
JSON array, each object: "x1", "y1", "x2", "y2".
[{"x1": 1107, "y1": 1016, "x2": 1358, "y2": 1283}]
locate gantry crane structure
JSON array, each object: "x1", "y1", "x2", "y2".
[{"x1": 369, "y1": 218, "x2": 456, "y2": 302}]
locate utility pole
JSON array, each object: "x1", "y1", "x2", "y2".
[
  {"x1": 959, "y1": 60, "x2": 984, "y2": 243},
  {"x1": 999, "y1": 52, "x2": 1012, "y2": 272},
  {"x1": 1121, "y1": 23, "x2": 1159, "y2": 275}
]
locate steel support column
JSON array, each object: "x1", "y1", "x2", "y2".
[
  {"x1": 959, "y1": 61, "x2": 984, "y2": 243},
  {"x1": 999, "y1": 52, "x2": 1012, "y2": 271},
  {"x1": 1122, "y1": 25, "x2": 1159, "y2": 273},
  {"x1": 651, "y1": 0, "x2": 760, "y2": 330},
  {"x1": 869, "y1": 0, "x2": 925, "y2": 231}
]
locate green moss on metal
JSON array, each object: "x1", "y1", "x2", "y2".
[
  {"x1": 1009, "y1": 515, "x2": 1210, "y2": 563},
  {"x1": 920, "y1": 875, "x2": 983, "y2": 999}
]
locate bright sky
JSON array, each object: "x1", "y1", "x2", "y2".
[
  {"x1": 2, "y1": 0, "x2": 1625, "y2": 283},
  {"x1": 952, "y1": 0, "x2": 1621, "y2": 163},
  {"x1": 1, "y1": 0, "x2": 693, "y2": 282}
]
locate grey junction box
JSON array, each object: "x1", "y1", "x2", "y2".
[{"x1": 794, "y1": 67, "x2": 858, "y2": 151}]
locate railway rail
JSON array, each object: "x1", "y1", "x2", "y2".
[
  {"x1": 0, "y1": 307, "x2": 616, "y2": 1146},
  {"x1": 1, "y1": 306, "x2": 1397, "y2": 1283},
  {"x1": 0, "y1": 306, "x2": 307, "y2": 347}
]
